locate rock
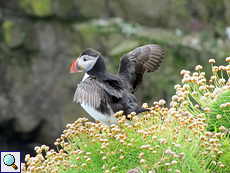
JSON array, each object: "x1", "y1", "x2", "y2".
[
  {"x1": 108, "y1": 0, "x2": 189, "y2": 28},
  {"x1": 34, "y1": 21, "x2": 81, "y2": 57},
  {"x1": 52, "y1": 0, "x2": 81, "y2": 19},
  {"x1": 52, "y1": 0, "x2": 106, "y2": 19}
]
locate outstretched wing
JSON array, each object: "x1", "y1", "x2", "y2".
[
  {"x1": 117, "y1": 44, "x2": 165, "y2": 93},
  {"x1": 73, "y1": 76, "x2": 122, "y2": 108}
]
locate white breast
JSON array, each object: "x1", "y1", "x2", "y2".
[
  {"x1": 82, "y1": 73, "x2": 90, "y2": 81},
  {"x1": 80, "y1": 102, "x2": 118, "y2": 126},
  {"x1": 79, "y1": 73, "x2": 118, "y2": 126}
]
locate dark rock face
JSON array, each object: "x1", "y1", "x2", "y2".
[{"x1": 0, "y1": 0, "x2": 229, "y2": 161}]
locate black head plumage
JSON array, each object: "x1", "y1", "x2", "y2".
[{"x1": 80, "y1": 48, "x2": 101, "y2": 58}]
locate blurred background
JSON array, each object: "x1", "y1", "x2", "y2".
[{"x1": 0, "y1": 0, "x2": 230, "y2": 161}]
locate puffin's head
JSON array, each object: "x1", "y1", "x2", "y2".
[{"x1": 70, "y1": 48, "x2": 101, "y2": 73}]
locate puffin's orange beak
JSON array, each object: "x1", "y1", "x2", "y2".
[{"x1": 70, "y1": 58, "x2": 83, "y2": 73}]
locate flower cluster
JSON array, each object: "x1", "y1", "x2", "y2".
[
  {"x1": 21, "y1": 58, "x2": 230, "y2": 172},
  {"x1": 175, "y1": 58, "x2": 230, "y2": 132}
]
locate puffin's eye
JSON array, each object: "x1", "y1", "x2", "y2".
[{"x1": 83, "y1": 57, "x2": 87, "y2": 62}]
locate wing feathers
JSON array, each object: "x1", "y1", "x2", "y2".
[
  {"x1": 117, "y1": 44, "x2": 165, "y2": 92},
  {"x1": 74, "y1": 76, "x2": 122, "y2": 108},
  {"x1": 73, "y1": 78, "x2": 102, "y2": 108}
]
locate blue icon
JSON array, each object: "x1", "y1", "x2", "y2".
[{"x1": 3, "y1": 154, "x2": 18, "y2": 170}]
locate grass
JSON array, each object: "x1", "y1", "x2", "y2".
[
  {"x1": 21, "y1": 57, "x2": 230, "y2": 173},
  {"x1": 207, "y1": 89, "x2": 230, "y2": 132}
]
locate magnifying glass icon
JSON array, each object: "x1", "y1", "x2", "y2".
[{"x1": 3, "y1": 154, "x2": 18, "y2": 170}]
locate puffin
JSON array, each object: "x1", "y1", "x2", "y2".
[{"x1": 70, "y1": 44, "x2": 165, "y2": 126}]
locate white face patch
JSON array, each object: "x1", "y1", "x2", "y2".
[{"x1": 78, "y1": 55, "x2": 99, "y2": 72}]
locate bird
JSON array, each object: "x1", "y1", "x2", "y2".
[{"x1": 70, "y1": 44, "x2": 165, "y2": 126}]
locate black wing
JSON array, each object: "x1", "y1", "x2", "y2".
[
  {"x1": 116, "y1": 44, "x2": 165, "y2": 93},
  {"x1": 73, "y1": 76, "x2": 122, "y2": 108}
]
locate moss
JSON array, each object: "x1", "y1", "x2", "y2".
[
  {"x1": 19, "y1": 0, "x2": 52, "y2": 17},
  {"x1": 32, "y1": 0, "x2": 51, "y2": 16},
  {"x1": 2, "y1": 20, "x2": 25, "y2": 48},
  {"x1": 2, "y1": 20, "x2": 15, "y2": 46}
]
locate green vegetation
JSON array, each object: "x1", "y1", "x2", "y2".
[
  {"x1": 208, "y1": 89, "x2": 230, "y2": 132},
  {"x1": 179, "y1": 58, "x2": 230, "y2": 133},
  {"x1": 2, "y1": 20, "x2": 25, "y2": 48},
  {"x1": 2, "y1": 20, "x2": 15, "y2": 46},
  {"x1": 19, "y1": 0, "x2": 52, "y2": 17},
  {"x1": 21, "y1": 58, "x2": 230, "y2": 172}
]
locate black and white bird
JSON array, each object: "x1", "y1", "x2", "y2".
[{"x1": 70, "y1": 44, "x2": 165, "y2": 126}]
